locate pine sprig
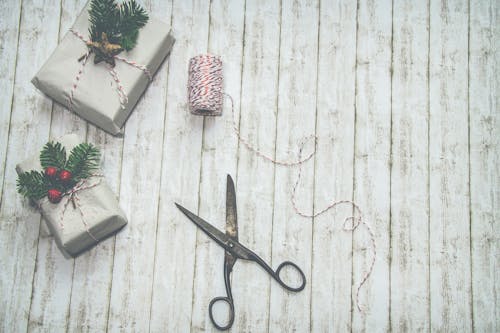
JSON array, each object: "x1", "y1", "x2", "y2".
[
  {"x1": 17, "y1": 141, "x2": 101, "y2": 202},
  {"x1": 87, "y1": 0, "x2": 149, "y2": 63},
  {"x1": 118, "y1": 0, "x2": 148, "y2": 51},
  {"x1": 40, "y1": 142, "x2": 66, "y2": 169},
  {"x1": 17, "y1": 171, "x2": 50, "y2": 200},
  {"x1": 65, "y1": 143, "x2": 100, "y2": 182}
]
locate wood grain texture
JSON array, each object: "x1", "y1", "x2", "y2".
[
  {"x1": 390, "y1": 0, "x2": 430, "y2": 332},
  {"x1": 269, "y1": 1, "x2": 318, "y2": 332},
  {"x1": 190, "y1": 0, "x2": 244, "y2": 332},
  {"x1": 469, "y1": 0, "x2": 499, "y2": 331},
  {"x1": 0, "y1": 0, "x2": 497, "y2": 331},
  {"x1": 311, "y1": 0, "x2": 357, "y2": 331},
  {"x1": 429, "y1": 0, "x2": 472, "y2": 331},
  {"x1": 0, "y1": 0, "x2": 61, "y2": 331},
  {"x1": 352, "y1": 0, "x2": 392, "y2": 331},
  {"x1": 0, "y1": 0, "x2": 21, "y2": 204},
  {"x1": 27, "y1": 1, "x2": 89, "y2": 331},
  {"x1": 148, "y1": 1, "x2": 207, "y2": 332},
  {"x1": 106, "y1": 0, "x2": 173, "y2": 330},
  {"x1": 231, "y1": 0, "x2": 281, "y2": 332}
]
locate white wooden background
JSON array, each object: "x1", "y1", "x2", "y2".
[{"x1": 0, "y1": 0, "x2": 498, "y2": 332}]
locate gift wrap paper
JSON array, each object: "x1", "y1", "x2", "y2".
[
  {"x1": 16, "y1": 134, "x2": 127, "y2": 257},
  {"x1": 32, "y1": 3, "x2": 175, "y2": 135}
]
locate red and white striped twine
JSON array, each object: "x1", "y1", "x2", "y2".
[
  {"x1": 40, "y1": 175, "x2": 104, "y2": 246},
  {"x1": 68, "y1": 28, "x2": 152, "y2": 111},
  {"x1": 188, "y1": 54, "x2": 224, "y2": 116},
  {"x1": 188, "y1": 54, "x2": 377, "y2": 313}
]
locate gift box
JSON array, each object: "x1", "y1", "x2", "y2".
[
  {"x1": 32, "y1": 1, "x2": 175, "y2": 135},
  {"x1": 16, "y1": 134, "x2": 127, "y2": 257}
]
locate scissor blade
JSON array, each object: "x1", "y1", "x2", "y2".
[
  {"x1": 175, "y1": 203, "x2": 229, "y2": 249},
  {"x1": 226, "y1": 175, "x2": 238, "y2": 242}
]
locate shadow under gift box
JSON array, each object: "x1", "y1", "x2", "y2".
[
  {"x1": 16, "y1": 134, "x2": 128, "y2": 258},
  {"x1": 32, "y1": 2, "x2": 175, "y2": 136}
]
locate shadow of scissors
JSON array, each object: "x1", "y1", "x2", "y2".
[{"x1": 175, "y1": 174, "x2": 306, "y2": 330}]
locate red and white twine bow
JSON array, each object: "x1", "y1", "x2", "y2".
[
  {"x1": 68, "y1": 29, "x2": 153, "y2": 110},
  {"x1": 188, "y1": 54, "x2": 377, "y2": 313},
  {"x1": 41, "y1": 175, "x2": 104, "y2": 244}
]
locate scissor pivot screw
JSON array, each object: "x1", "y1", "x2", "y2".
[{"x1": 228, "y1": 242, "x2": 234, "y2": 248}]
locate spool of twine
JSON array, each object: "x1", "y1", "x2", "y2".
[{"x1": 188, "y1": 54, "x2": 223, "y2": 116}]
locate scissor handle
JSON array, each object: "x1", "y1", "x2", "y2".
[
  {"x1": 250, "y1": 253, "x2": 306, "y2": 292},
  {"x1": 209, "y1": 261, "x2": 235, "y2": 330},
  {"x1": 209, "y1": 296, "x2": 234, "y2": 331}
]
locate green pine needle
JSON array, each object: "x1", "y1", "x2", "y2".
[
  {"x1": 65, "y1": 143, "x2": 100, "y2": 182},
  {"x1": 40, "y1": 142, "x2": 66, "y2": 169},
  {"x1": 88, "y1": 0, "x2": 149, "y2": 51},
  {"x1": 17, "y1": 171, "x2": 49, "y2": 200}
]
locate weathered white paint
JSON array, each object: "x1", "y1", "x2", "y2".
[
  {"x1": 27, "y1": 1, "x2": 89, "y2": 331},
  {"x1": 390, "y1": 0, "x2": 430, "y2": 332},
  {"x1": 190, "y1": 1, "x2": 244, "y2": 332},
  {"x1": 429, "y1": 0, "x2": 473, "y2": 331},
  {"x1": 269, "y1": 1, "x2": 318, "y2": 332},
  {"x1": 0, "y1": 0, "x2": 498, "y2": 332},
  {"x1": 231, "y1": 0, "x2": 282, "y2": 332},
  {"x1": 148, "y1": 1, "x2": 207, "y2": 332},
  {"x1": 0, "y1": 0, "x2": 22, "y2": 203},
  {"x1": 311, "y1": 0, "x2": 357, "y2": 331},
  {"x1": 0, "y1": 0, "x2": 61, "y2": 331},
  {"x1": 352, "y1": 0, "x2": 392, "y2": 331},
  {"x1": 469, "y1": 0, "x2": 499, "y2": 331}
]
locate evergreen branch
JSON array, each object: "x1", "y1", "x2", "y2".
[
  {"x1": 65, "y1": 143, "x2": 100, "y2": 182},
  {"x1": 87, "y1": 0, "x2": 149, "y2": 53},
  {"x1": 17, "y1": 171, "x2": 49, "y2": 200},
  {"x1": 40, "y1": 142, "x2": 66, "y2": 169},
  {"x1": 119, "y1": 0, "x2": 148, "y2": 30},
  {"x1": 89, "y1": 0, "x2": 120, "y2": 43}
]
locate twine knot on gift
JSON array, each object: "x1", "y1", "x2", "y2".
[
  {"x1": 40, "y1": 174, "x2": 104, "y2": 244},
  {"x1": 68, "y1": 28, "x2": 153, "y2": 111}
]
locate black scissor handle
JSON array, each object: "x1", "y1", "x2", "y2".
[
  {"x1": 209, "y1": 296, "x2": 235, "y2": 331},
  {"x1": 274, "y1": 261, "x2": 306, "y2": 292},
  {"x1": 249, "y1": 252, "x2": 306, "y2": 292}
]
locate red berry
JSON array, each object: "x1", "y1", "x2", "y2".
[
  {"x1": 59, "y1": 170, "x2": 72, "y2": 183},
  {"x1": 47, "y1": 189, "x2": 62, "y2": 203},
  {"x1": 44, "y1": 166, "x2": 58, "y2": 179}
]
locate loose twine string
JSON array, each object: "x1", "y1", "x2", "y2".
[
  {"x1": 188, "y1": 54, "x2": 376, "y2": 312},
  {"x1": 39, "y1": 175, "x2": 104, "y2": 246},
  {"x1": 68, "y1": 29, "x2": 153, "y2": 111}
]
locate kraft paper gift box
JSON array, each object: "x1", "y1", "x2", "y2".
[
  {"x1": 32, "y1": 2, "x2": 175, "y2": 135},
  {"x1": 16, "y1": 134, "x2": 127, "y2": 257}
]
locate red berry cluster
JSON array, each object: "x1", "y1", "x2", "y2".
[{"x1": 44, "y1": 167, "x2": 73, "y2": 203}]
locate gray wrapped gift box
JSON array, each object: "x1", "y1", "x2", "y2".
[
  {"x1": 32, "y1": 2, "x2": 175, "y2": 135},
  {"x1": 16, "y1": 134, "x2": 127, "y2": 257}
]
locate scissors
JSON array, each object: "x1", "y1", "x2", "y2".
[{"x1": 175, "y1": 175, "x2": 306, "y2": 330}]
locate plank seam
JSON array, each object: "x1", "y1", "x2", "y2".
[{"x1": 266, "y1": 0, "x2": 283, "y2": 330}]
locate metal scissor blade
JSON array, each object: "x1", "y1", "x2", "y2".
[
  {"x1": 175, "y1": 203, "x2": 229, "y2": 250},
  {"x1": 226, "y1": 175, "x2": 238, "y2": 242}
]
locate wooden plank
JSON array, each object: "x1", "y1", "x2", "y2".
[
  {"x1": 26, "y1": 1, "x2": 88, "y2": 331},
  {"x1": 0, "y1": 0, "x2": 22, "y2": 203},
  {"x1": 390, "y1": 0, "x2": 430, "y2": 332},
  {"x1": 189, "y1": 0, "x2": 244, "y2": 332},
  {"x1": 269, "y1": 1, "x2": 318, "y2": 331},
  {"x1": 311, "y1": 0, "x2": 357, "y2": 331},
  {"x1": 352, "y1": 0, "x2": 392, "y2": 331},
  {"x1": 429, "y1": 0, "x2": 472, "y2": 331},
  {"x1": 106, "y1": 0, "x2": 173, "y2": 330},
  {"x1": 469, "y1": 0, "x2": 499, "y2": 331},
  {"x1": 230, "y1": 0, "x2": 281, "y2": 331},
  {"x1": 0, "y1": 0, "x2": 61, "y2": 331},
  {"x1": 147, "y1": 1, "x2": 208, "y2": 331},
  {"x1": 67, "y1": 126, "x2": 124, "y2": 332}
]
